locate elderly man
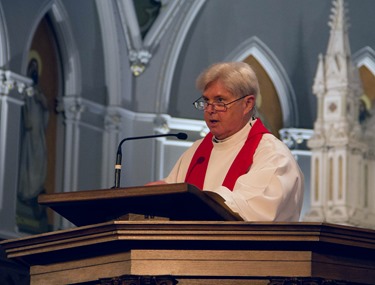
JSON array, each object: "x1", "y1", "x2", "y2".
[{"x1": 148, "y1": 62, "x2": 304, "y2": 222}]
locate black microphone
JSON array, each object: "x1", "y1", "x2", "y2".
[{"x1": 113, "y1": 132, "x2": 188, "y2": 188}]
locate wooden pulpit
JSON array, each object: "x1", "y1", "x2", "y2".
[{"x1": 1, "y1": 183, "x2": 375, "y2": 285}]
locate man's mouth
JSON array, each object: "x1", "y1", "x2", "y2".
[{"x1": 208, "y1": 119, "x2": 220, "y2": 126}]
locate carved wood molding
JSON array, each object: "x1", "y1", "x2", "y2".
[
  {"x1": 269, "y1": 277, "x2": 349, "y2": 285},
  {"x1": 99, "y1": 275, "x2": 178, "y2": 285}
]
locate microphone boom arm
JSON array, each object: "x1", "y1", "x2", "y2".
[{"x1": 113, "y1": 132, "x2": 187, "y2": 188}]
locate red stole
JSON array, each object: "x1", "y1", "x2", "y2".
[{"x1": 184, "y1": 119, "x2": 269, "y2": 191}]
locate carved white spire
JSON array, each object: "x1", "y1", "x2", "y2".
[
  {"x1": 305, "y1": 0, "x2": 375, "y2": 229},
  {"x1": 326, "y1": 0, "x2": 350, "y2": 57},
  {"x1": 312, "y1": 54, "x2": 325, "y2": 96},
  {"x1": 324, "y1": 0, "x2": 361, "y2": 93},
  {"x1": 309, "y1": 0, "x2": 362, "y2": 144}
]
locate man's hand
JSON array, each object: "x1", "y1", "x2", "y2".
[{"x1": 145, "y1": 180, "x2": 167, "y2": 186}]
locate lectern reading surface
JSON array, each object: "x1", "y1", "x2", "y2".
[{"x1": 38, "y1": 183, "x2": 242, "y2": 226}]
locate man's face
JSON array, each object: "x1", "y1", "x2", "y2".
[{"x1": 202, "y1": 80, "x2": 254, "y2": 140}]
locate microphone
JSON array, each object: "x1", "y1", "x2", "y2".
[{"x1": 113, "y1": 132, "x2": 188, "y2": 188}]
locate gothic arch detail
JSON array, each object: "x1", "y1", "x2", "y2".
[
  {"x1": 225, "y1": 36, "x2": 298, "y2": 127},
  {"x1": 44, "y1": 1, "x2": 83, "y2": 203},
  {"x1": 49, "y1": 1, "x2": 82, "y2": 97},
  {"x1": 354, "y1": 46, "x2": 375, "y2": 75},
  {"x1": 0, "y1": 1, "x2": 9, "y2": 66},
  {"x1": 156, "y1": 0, "x2": 206, "y2": 114},
  {"x1": 353, "y1": 46, "x2": 375, "y2": 109},
  {"x1": 116, "y1": 0, "x2": 195, "y2": 77}
]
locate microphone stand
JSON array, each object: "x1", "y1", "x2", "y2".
[{"x1": 113, "y1": 133, "x2": 187, "y2": 188}]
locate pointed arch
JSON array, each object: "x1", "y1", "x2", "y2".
[
  {"x1": 19, "y1": 0, "x2": 82, "y2": 97},
  {"x1": 353, "y1": 47, "x2": 375, "y2": 105},
  {"x1": 156, "y1": 0, "x2": 207, "y2": 114},
  {"x1": 95, "y1": 0, "x2": 124, "y2": 105},
  {"x1": 17, "y1": 0, "x2": 83, "y2": 203},
  {"x1": 0, "y1": 1, "x2": 9, "y2": 66},
  {"x1": 47, "y1": 1, "x2": 83, "y2": 206},
  {"x1": 225, "y1": 36, "x2": 298, "y2": 127},
  {"x1": 7, "y1": 0, "x2": 83, "y2": 232},
  {"x1": 115, "y1": 0, "x2": 192, "y2": 77},
  {"x1": 354, "y1": 46, "x2": 375, "y2": 75},
  {"x1": 49, "y1": 1, "x2": 82, "y2": 96}
]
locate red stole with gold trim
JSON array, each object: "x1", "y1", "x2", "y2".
[{"x1": 184, "y1": 119, "x2": 269, "y2": 190}]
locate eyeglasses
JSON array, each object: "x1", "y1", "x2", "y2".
[{"x1": 192, "y1": 95, "x2": 249, "y2": 111}]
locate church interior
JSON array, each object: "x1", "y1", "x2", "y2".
[{"x1": 0, "y1": 0, "x2": 375, "y2": 284}]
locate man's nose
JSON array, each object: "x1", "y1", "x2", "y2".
[{"x1": 205, "y1": 103, "x2": 216, "y2": 113}]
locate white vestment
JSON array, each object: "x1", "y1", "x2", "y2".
[{"x1": 164, "y1": 119, "x2": 304, "y2": 222}]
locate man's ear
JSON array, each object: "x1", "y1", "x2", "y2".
[{"x1": 245, "y1": 95, "x2": 256, "y2": 112}]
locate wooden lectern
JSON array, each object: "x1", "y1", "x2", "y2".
[
  {"x1": 37, "y1": 183, "x2": 242, "y2": 226},
  {"x1": 1, "y1": 183, "x2": 375, "y2": 285}
]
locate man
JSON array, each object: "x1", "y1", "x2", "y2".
[{"x1": 148, "y1": 62, "x2": 304, "y2": 221}]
